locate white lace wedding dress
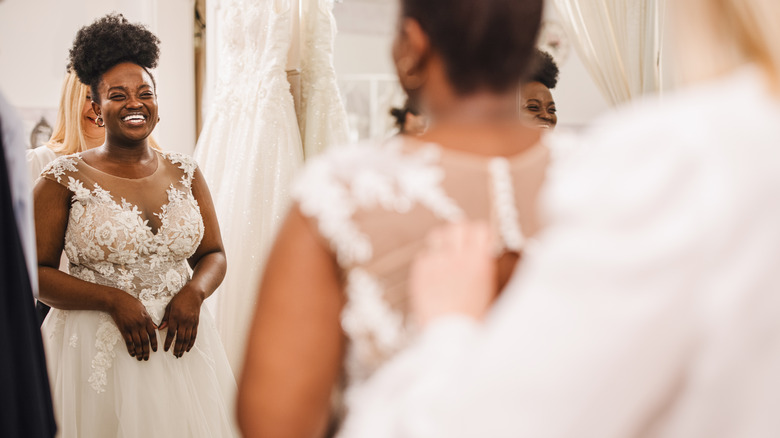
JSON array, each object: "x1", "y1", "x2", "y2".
[
  {"x1": 40, "y1": 150, "x2": 238, "y2": 437},
  {"x1": 194, "y1": 0, "x2": 304, "y2": 371}
]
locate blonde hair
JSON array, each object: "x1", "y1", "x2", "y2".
[
  {"x1": 46, "y1": 72, "x2": 92, "y2": 155},
  {"x1": 674, "y1": 0, "x2": 780, "y2": 92},
  {"x1": 46, "y1": 71, "x2": 161, "y2": 154}
]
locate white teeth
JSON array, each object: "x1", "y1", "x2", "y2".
[{"x1": 122, "y1": 114, "x2": 146, "y2": 122}]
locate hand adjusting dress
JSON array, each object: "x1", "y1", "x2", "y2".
[{"x1": 40, "y1": 150, "x2": 237, "y2": 437}]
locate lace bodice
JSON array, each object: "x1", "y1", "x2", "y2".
[
  {"x1": 293, "y1": 138, "x2": 550, "y2": 385},
  {"x1": 41, "y1": 150, "x2": 204, "y2": 321}
]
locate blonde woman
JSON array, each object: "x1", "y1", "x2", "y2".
[
  {"x1": 336, "y1": 0, "x2": 780, "y2": 437},
  {"x1": 26, "y1": 72, "x2": 104, "y2": 177}
]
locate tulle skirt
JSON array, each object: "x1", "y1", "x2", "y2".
[{"x1": 41, "y1": 302, "x2": 238, "y2": 438}]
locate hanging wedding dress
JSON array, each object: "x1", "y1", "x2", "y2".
[
  {"x1": 195, "y1": 0, "x2": 304, "y2": 371},
  {"x1": 298, "y1": 0, "x2": 349, "y2": 159}
]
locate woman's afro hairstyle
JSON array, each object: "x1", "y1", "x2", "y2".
[
  {"x1": 68, "y1": 13, "x2": 160, "y2": 101},
  {"x1": 530, "y1": 50, "x2": 559, "y2": 89},
  {"x1": 401, "y1": 0, "x2": 544, "y2": 95}
]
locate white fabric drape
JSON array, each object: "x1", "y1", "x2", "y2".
[
  {"x1": 552, "y1": 0, "x2": 666, "y2": 106},
  {"x1": 196, "y1": 0, "x2": 349, "y2": 373},
  {"x1": 298, "y1": 0, "x2": 349, "y2": 158},
  {"x1": 196, "y1": 0, "x2": 304, "y2": 373}
]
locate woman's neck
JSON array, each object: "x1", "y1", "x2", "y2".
[
  {"x1": 427, "y1": 91, "x2": 520, "y2": 125},
  {"x1": 100, "y1": 139, "x2": 155, "y2": 163}
]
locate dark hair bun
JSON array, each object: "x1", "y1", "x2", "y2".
[
  {"x1": 68, "y1": 13, "x2": 160, "y2": 92},
  {"x1": 530, "y1": 50, "x2": 559, "y2": 89},
  {"x1": 401, "y1": 0, "x2": 544, "y2": 95}
]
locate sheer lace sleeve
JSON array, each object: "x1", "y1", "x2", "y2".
[
  {"x1": 163, "y1": 151, "x2": 198, "y2": 189},
  {"x1": 292, "y1": 140, "x2": 465, "y2": 269},
  {"x1": 40, "y1": 154, "x2": 81, "y2": 186}
]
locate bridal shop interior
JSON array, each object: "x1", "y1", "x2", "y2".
[
  {"x1": 0, "y1": 0, "x2": 619, "y2": 155},
  {"x1": 0, "y1": 0, "x2": 642, "y2": 373},
  {"x1": 17, "y1": 0, "x2": 780, "y2": 436}
]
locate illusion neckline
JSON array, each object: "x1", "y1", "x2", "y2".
[{"x1": 78, "y1": 150, "x2": 162, "y2": 182}]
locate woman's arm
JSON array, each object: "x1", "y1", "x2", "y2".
[
  {"x1": 159, "y1": 167, "x2": 227, "y2": 357},
  {"x1": 238, "y1": 205, "x2": 346, "y2": 438},
  {"x1": 34, "y1": 178, "x2": 158, "y2": 360}
]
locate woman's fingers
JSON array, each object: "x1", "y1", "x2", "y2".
[
  {"x1": 130, "y1": 331, "x2": 144, "y2": 360},
  {"x1": 139, "y1": 330, "x2": 151, "y2": 361},
  {"x1": 164, "y1": 320, "x2": 177, "y2": 353},
  {"x1": 147, "y1": 319, "x2": 158, "y2": 353},
  {"x1": 187, "y1": 325, "x2": 198, "y2": 352},
  {"x1": 176, "y1": 326, "x2": 195, "y2": 357},
  {"x1": 124, "y1": 334, "x2": 135, "y2": 357}
]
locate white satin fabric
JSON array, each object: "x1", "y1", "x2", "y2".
[
  {"x1": 338, "y1": 67, "x2": 780, "y2": 438},
  {"x1": 194, "y1": 0, "x2": 304, "y2": 372}
]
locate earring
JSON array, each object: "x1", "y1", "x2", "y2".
[
  {"x1": 397, "y1": 56, "x2": 425, "y2": 91},
  {"x1": 95, "y1": 115, "x2": 105, "y2": 128}
]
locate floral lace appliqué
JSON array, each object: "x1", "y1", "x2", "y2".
[
  {"x1": 293, "y1": 141, "x2": 464, "y2": 267},
  {"x1": 341, "y1": 268, "x2": 408, "y2": 382},
  {"x1": 41, "y1": 154, "x2": 80, "y2": 183},
  {"x1": 88, "y1": 314, "x2": 122, "y2": 393},
  {"x1": 46, "y1": 151, "x2": 205, "y2": 393}
]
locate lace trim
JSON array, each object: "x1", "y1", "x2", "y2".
[
  {"x1": 488, "y1": 157, "x2": 524, "y2": 252},
  {"x1": 165, "y1": 151, "x2": 198, "y2": 189},
  {"x1": 88, "y1": 313, "x2": 122, "y2": 394},
  {"x1": 294, "y1": 141, "x2": 464, "y2": 267},
  {"x1": 47, "y1": 309, "x2": 69, "y2": 340},
  {"x1": 341, "y1": 268, "x2": 408, "y2": 382},
  {"x1": 41, "y1": 154, "x2": 80, "y2": 183}
]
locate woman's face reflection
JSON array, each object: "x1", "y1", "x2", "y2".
[{"x1": 520, "y1": 81, "x2": 557, "y2": 129}]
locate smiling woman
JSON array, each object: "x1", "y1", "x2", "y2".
[
  {"x1": 32, "y1": 13, "x2": 238, "y2": 438},
  {"x1": 520, "y1": 50, "x2": 559, "y2": 129}
]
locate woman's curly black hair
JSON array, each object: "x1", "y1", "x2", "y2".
[
  {"x1": 529, "y1": 50, "x2": 559, "y2": 89},
  {"x1": 68, "y1": 13, "x2": 160, "y2": 102}
]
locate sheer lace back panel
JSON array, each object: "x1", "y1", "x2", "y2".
[
  {"x1": 40, "y1": 150, "x2": 204, "y2": 319},
  {"x1": 293, "y1": 138, "x2": 550, "y2": 385}
]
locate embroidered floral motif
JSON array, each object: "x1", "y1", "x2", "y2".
[
  {"x1": 341, "y1": 268, "x2": 408, "y2": 382},
  {"x1": 47, "y1": 310, "x2": 69, "y2": 340},
  {"x1": 165, "y1": 151, "x2": 198, "y2": 188},
  {"x1": 95, "y1": 221, "x2": 118, "y2": 246},
  {"x1": 41, "y1": 154, "x2": 80, "y2": 183},
  {"x1": 293, "y1": 141, "x2": 464, "y2": 267},
  {"x1": 88, "y1": 314, "x2": 121, "y2": 393},
  {"x1": 71, "y1": 202, "x2": 86, "y2": 222},
  {"x1": 293, "y1": 140, "x2": 467, "y2": 385},
  {"x1": 44, "y1": 151, "x2": 205, "y2": 393}
]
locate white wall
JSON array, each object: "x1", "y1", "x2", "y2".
[{"x1": 0, "y1": 0, "x2": 196, "y2": 154}]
